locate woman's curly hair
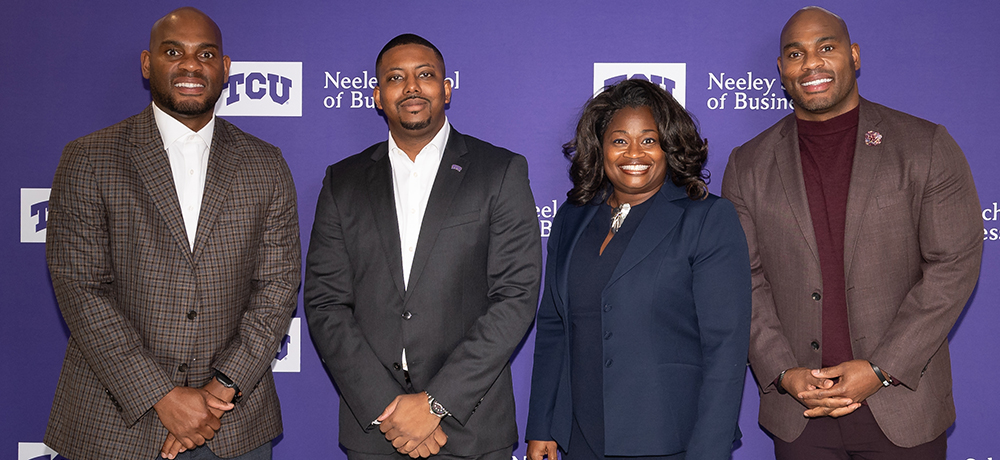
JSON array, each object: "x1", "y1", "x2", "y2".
[{"x1": 563, "y1": 79, "x2": 709, "y2": 205}]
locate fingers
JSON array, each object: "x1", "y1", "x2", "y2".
[
  {"x1": 827, "y1": 402, "x2": 862, "y2": 418},
  {"x1": 432, "y1": 427, "x2": 448, "y2": 447},
  {"x1": 378, "y1": 396, "x2": 402, "y2": 422},
  {"x1": 411, "y1": 442, "x2": 432, "y2": 458},
  {"x1": 160, "y1": 434, "x2": 186, "y2": 459},
  {"x1": 527, "y1": 440, "x2": 559, "y2": 460},
  {"x1": 203, "y1": 392, "x2": 235, "y2": 412}
]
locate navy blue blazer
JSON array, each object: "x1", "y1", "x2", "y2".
[{"x1": 526, "y1": 182, "x2": 751, "y2": 459}]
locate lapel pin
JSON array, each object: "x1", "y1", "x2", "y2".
[
  {"x1": 451, "y1": 164, "x2": 462, "y2": 172},
  {"x1": 865, "y1": 130, "x2": 882, "y2": 146}
]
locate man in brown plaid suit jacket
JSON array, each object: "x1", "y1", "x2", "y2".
[{"x1": 43, "y1": 7, "x2": 300, "y2": 460}]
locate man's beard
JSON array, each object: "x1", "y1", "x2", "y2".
[
  {"x1": 400, "y1": 117, "x2": 432, "y2": 131},
  {"x1": 150, "y1": 75, "x2": 221, "y2": 116}
]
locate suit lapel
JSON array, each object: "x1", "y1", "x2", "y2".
[
  {"x1": 843, "y1": 99, "x2": 884, "y2": 273},
  {"x1": 128, "y1": 107, "x2": 194, "y2": 264},
  {"x1": 404, "y1": 128, "x2": 469, "y2": 302},
  {"x1": 191, "y1": 119, "x2": 242, "y2": 262},
  {"x1": 367, "y1": 143, "x2": 407, "y2": 300},
  {"x1": 606, "y1": 185, "x2": 684, "y2": 289},
  {"x1": 774, "y1": 117, "x2": 820, "y2": 262}
]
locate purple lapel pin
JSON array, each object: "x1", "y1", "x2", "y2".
[
  {"x1": 451, "y1": 164, "x2": 462, "y2": 172},
  {"x1": 865, "y1": 130, "x2": 882, "y2": 146}
]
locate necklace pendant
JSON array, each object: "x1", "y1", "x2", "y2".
[{"x1": 610, "y1": 203, "x2": 631, "y2": 234}]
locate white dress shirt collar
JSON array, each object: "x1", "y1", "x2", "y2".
[
  {"x1": 151, "y1": 102, "x2": 216, "y2": 151},
  {"x1": 387, "y1": 117, "x2": 451, "y2": 163}
]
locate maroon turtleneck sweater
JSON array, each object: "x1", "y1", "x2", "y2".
[{"x1": 797, "y1": 105, "x2": 859, "y2": 368}]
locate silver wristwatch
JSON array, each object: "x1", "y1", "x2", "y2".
[{"x1": 427, "y1": 393, "x2": 450, "y2": 418}]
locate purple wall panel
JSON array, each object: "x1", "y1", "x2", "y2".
[{"x1": 4, "y1": 1, "x2": 997, "y2": 459}]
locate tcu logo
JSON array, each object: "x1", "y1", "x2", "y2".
[
  {"x1": 225, "y1": 72, "x2": 292, "y2": 105},
  {"x1": 603, "y1": 74, "x2": 676, "y2": 95},
  {"x1": 21, "y1": 188, "x2": 51, "y2": 243},
  {"x1": 593, "y1": 63, "x2": 687, "y2": 107},
  {"x1": 216, "y1": 62, "x2": 302, "y2": 117},
  {"x1": 271, "y1": 317, "x2": 301, "y2": 373},
  {"x1": 18, "y1": 443, "x2": 66, "y2": 460}
]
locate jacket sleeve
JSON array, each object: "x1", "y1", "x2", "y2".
[
  {"x1": 46, "y1": 140, "x2": 174, "y2": 425},
  {"x1": 212, "y1": 151, "x2": 301, "y2": 399},
  {"x1": 304, "y1": 165, "x2": 407, "y2": 430},
  {"x1": 424, "y1": 154, "x2": 543, "y2": 425},
  {"x1": 684, "y1": 198, "x2": 752, "y2": 459},
  {"x1": 525, "y1": 207, "x2": 568, "y2": 442},
  {"x1": 721, "y1": 148, "x2": 801, "y2": 392},
  {"x1": 867, "y1": 125, "x2": 982, "y2": 388}
]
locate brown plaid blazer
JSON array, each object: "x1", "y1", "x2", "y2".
[
  {"x1": 722, "y1": 98, "x2": 982, "y2": 447},
  {"x1": 44, "y1": 106, "x2": 300, "y2": 459}
]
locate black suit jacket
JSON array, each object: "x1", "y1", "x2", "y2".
[{"x1": 304, "y1": 127, "x2": 542, "y2": 455}]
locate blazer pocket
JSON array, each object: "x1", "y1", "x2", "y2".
[{"x1": 440, "y1": 210, "x2": 481, "y2": 229}]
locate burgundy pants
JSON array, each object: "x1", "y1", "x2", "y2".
[{"x1": 772, "y1": 405, "x2": 946, "y2": 460}]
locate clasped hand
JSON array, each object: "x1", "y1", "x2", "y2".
[
  {"x1": 155, "y1": 379, "x2": 235, "y2": 459},
  {"x1": 378, "y1": 393, "x2": 448, "y2": 458},
  {"x1": 782, "y1": 359, "x2": 885, "y2": 418}
]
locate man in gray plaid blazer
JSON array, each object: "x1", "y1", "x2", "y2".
[{"x1": 44, "y1": 7, "x2": 299, "y2": 460}]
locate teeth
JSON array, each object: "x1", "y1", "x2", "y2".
[
  {"x1": 175, "y1": 82, "x2": 204, "y2": 88},
  {"x1": 801, "y1": 78, "x2": 832, "y2": 87},
  {"x1": 620, "y1": 164, "x2": 650, "y2": 172}
]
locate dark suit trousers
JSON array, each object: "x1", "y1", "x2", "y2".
[{"x1": 772, "y1": 405, "x2": 945, "y2": 460}]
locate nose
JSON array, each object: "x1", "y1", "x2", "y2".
[
  {"x1": 623, "y1": 141, "x2": 643, "y2": 158},
  {"x1": 802, "y1": 51, "x2": 823, "y2": 70},
  {"x1": 404, "y1": 75, "x2": 420, "y2": 94},
  {"x1": 179, "y1": 53, "x2": 203, "y2": 73}
]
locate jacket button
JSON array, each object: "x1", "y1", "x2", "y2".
[
  {"x1": 810, "y1": 341, "x2": 820, "y2": 350},
  {"x1": 402, "y1": 311, "x2": 412, "y2": 320},
  {"x1": 187, "y1": 310, "x2": 198, "y2": 320},
  {"x1": 605, "y1": 359, "x2": 613, "y2": 368},
  {"x1": 603, "y1": 304, "x2": 612, "y2": 312},
  {"x1": 604, "y1": 331, "x2": 613, "y2": 340},
  {"x1": 811, "y1": 292, "x2": 821, "y2": 301},
  {"x1": 178, "y1": 363, "x2": 189, "y2": 372},
  {"x1": 393, "y1": 362, "x2": 401, "y2": 370}
]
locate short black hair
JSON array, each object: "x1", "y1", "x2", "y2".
[{"x1": 375, "y1": 33, "x2": 445, "y2": 74}]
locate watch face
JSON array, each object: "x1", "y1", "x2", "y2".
[{"x1": 431, "y1": 401, "x2": 447, "y2": 416}]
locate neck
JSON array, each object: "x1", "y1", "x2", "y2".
[
  {"x1": 609, "y1": 188, "x2": 659, "y2": 208},
  {"x1": 391, "y1": 121, "x2": 446, "y2": 161}
]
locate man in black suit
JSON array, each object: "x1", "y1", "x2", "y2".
[{"x1": 304, "y1": 34, "x2": 542, "y2": 460}]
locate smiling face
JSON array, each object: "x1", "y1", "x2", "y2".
[
  {"x1": 373, "y1": 43, "x2": 452, "y2": 144},
  {"x1": 602, "y1": 106, "x2": 669, "y2": 205},
  {"x1": 778, "y1": 7, "x2": 860, "y2": 121},
  {"x1": 141, "y1": 7, "x2": 230, "y2": 131}
]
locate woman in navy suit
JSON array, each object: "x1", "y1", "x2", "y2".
[{"x1": 525, "y1": 79, "x2": 751, "y2": 460}]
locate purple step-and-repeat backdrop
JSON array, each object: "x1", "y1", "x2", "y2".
[{"x1": 3, "y1": 1, "x2": 998, "y2": 459}]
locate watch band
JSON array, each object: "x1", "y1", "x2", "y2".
[
  {"x1": 426, "y1": 393, "x2": 450, "y2": 418},
  {"x1": 213, "y1": 370, "x2": 243, "y2": 402},
  {"x1": 870, "y1": 362, "x2": 891, "y2": 387}
]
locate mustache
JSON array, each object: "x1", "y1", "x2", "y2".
[{"x1": 396, "y1": 95, "x2": 430, "y2": 108}]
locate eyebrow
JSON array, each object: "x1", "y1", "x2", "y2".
[
  {"x1": 384, "y1": 63, "x2": 436, "y2": 72},
  {"x1": 159, "y1": 40, "x2": 219, "y2": 50},
  {"x1": 609, "y1": 129, "x2": 658, "y2": 135},
  {"x1": 782, "y1": 35, "x2": 838, "y2": 52}
]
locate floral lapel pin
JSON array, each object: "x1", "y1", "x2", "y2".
[{"x1": 865, "y1": 130, "x2": 883, "y2": 146}]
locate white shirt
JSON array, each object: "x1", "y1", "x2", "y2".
[
  {"x1": 387, "y1": 118, "x2": 450, "y2": 373},
  {"x1": 387, "y1": 118, "x2": 450, "y2": 290},
  {"x1": 151, "y1": 102, "x2": 215, "y2": 250}
]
